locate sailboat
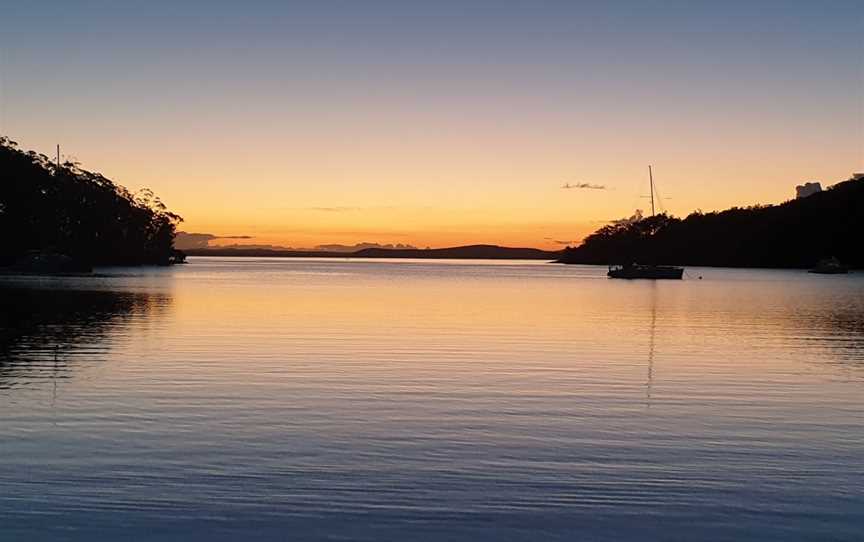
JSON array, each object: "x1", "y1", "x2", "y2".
[{"x1": 607, "y1": 166, "x2": 684, "y2": 280}]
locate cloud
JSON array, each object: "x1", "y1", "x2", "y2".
[
  {"x1": 562, "y1": 182, "x2": 606, "y2": 190},
  {"x1": 176, "y1": 233, "x2": 421, "y2": 253},
  {"x1": 174, "y1": 231, "x2": 252, "y2": 250},
  {"x1": 216, "y1": 243, "x2": 296, "y2": 250},
  {"x1": 544, "y1": 237, "x2": 575, "y2": 245},
  {"x1": 304, "y1": 206, "x2": 360, "y2": 212}
]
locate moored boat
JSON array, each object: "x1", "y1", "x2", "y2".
[
  {"x1": 809, "y1": 257, "x2": 848, "y2": 274},
  {"x1": 607, "y1": 166, "x2": 684, "y2": 280},
  {"x1": 6, "y1": 250, "x2": 92, "y2": 275},
  {"x1": 608, "y1": 263, "x2": 683, "y2": 280}
]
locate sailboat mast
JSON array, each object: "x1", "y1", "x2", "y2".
[{"x1": 648, "y1": 165, "x2": 655, "y2": 217}]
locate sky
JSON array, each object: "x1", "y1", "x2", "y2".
[{"x1": 1, "y1": 1, "x2": 862, "y2": 249}]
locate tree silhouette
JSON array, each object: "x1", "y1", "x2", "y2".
[
  {"x1": 0, "y1": 137, "x2": 184, "y2": 267},
  {"x1": 559, "y1": 176, "x2": 864, "y2": 268}
]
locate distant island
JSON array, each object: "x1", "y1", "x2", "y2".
[
  {"x1": 186, "y1": 245, "x2": 560, "y2": 260},
  {"x1": 0, "y1": 137, "x2": 183, "y2": 269},
  {"x1": 173, "y1": 233, "x2": 420, "y2": 253},
  {"x1": 558, "y1": 175, "x2": 863, "y2": 269}
]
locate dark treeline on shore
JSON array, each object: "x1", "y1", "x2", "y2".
[
  {"x1": 3, "y1": 133, "x2": 859, "y2": 270},
  {"x1": 559, "y1": 176, "x2": 864, "y2": 268},
  {"x1": 0, "y1": 137, "x2": 183, "y2": 268}
]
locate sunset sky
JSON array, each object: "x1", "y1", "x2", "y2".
[{"x1": 1, "y1": 1, "x2": 861, "y2": 249}]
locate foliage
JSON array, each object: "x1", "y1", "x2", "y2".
[
  {"x1": 0, "y1": 136, "x2": 183, "y2": 266},
  {"x1": 559, "y1": 177, "x2": 864, "y2": 268}
]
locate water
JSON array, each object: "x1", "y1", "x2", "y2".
[{"x1": 1, "y1": 258, "x2": 863, "y2": 541}]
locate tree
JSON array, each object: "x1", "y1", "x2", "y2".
[{"x1": 0, "y1": 136, "x2": 184, "y2": 266}]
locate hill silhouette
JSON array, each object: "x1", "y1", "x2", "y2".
[
  {"x1": 186, "y1": 244, "x2": 560, "y2": 260},
  {"x1": 559, "y1": 176, "x2": 864, "y2": 268},
  {"x1": 0, "y1": 137, "x2": 183, "y2": 267},
  {"x1": 353, "y1": 244, "x2": 557, "y2": 259}
]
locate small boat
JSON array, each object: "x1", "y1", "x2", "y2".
[
  {"x1": 9, "y1": 250, "x2": 92, "y2": 275},
  {"x1": 608, "y1": 166, "x2": 684, "y2": 280},
  {"x1": 809, "y1": 257, "x2": 848, "y2": 274},
  {"x1": 608, "y1": 263, "x2": 683, "y2": 280}
]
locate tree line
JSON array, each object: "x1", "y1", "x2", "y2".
[
  {"x1": 0, "y1": 136, "x2": 183, "y2": 267},
  {"x1": 559, "y1": 176, "x2": 863, "y2": 268}
]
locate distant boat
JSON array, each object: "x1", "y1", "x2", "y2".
[
  {"x1": 6, "y1": 250, "x2": 92, "y2": 275},
  {"x1": 809, "y1": 257, "x2": 848, "y2": 274},
  {"x1": 608, "y1": 263, "x2": 684, "y2": 280},
  {"x1": 608, "y1": 166, "x2": 684, "y2": 280}
]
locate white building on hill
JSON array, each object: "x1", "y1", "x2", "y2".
[{"x1": 795, "y1": 182, "x2": 822, "y2": 199}]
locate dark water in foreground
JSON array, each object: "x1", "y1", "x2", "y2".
[{"x1": 1, "y1": 258, "x2": 863, "y2": 541}]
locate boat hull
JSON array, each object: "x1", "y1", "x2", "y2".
[
  {"x1": 809, "y1": 258, "x2": 848, "y2": 274},
  {"x1": 809, "y1": 268, "x2": 848, "y2": 275},
  {"x1": 608, "y1": 266, "x2": 684, "y2": 280}
]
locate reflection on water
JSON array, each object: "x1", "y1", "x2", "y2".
[
  {"x1": 0, "y1": 286, "x2": 171, "y2": 389},
  {"x1": 0, "y1": 259, "x2": 862, "y2": 542},
  {"x1": 800, "y1": 303, "x2": 864, "y2": 366},
  {"x1": 645, "y1": 283, "x2": 657, "y2": 407}
]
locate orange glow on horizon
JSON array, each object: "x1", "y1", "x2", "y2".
[{"x1": 3, "y1": 3, "x2": 860, "y2": 250}]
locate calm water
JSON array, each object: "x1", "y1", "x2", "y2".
[{"x1": 1, "y1": 258, "x2": 863, "y2": 541}]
